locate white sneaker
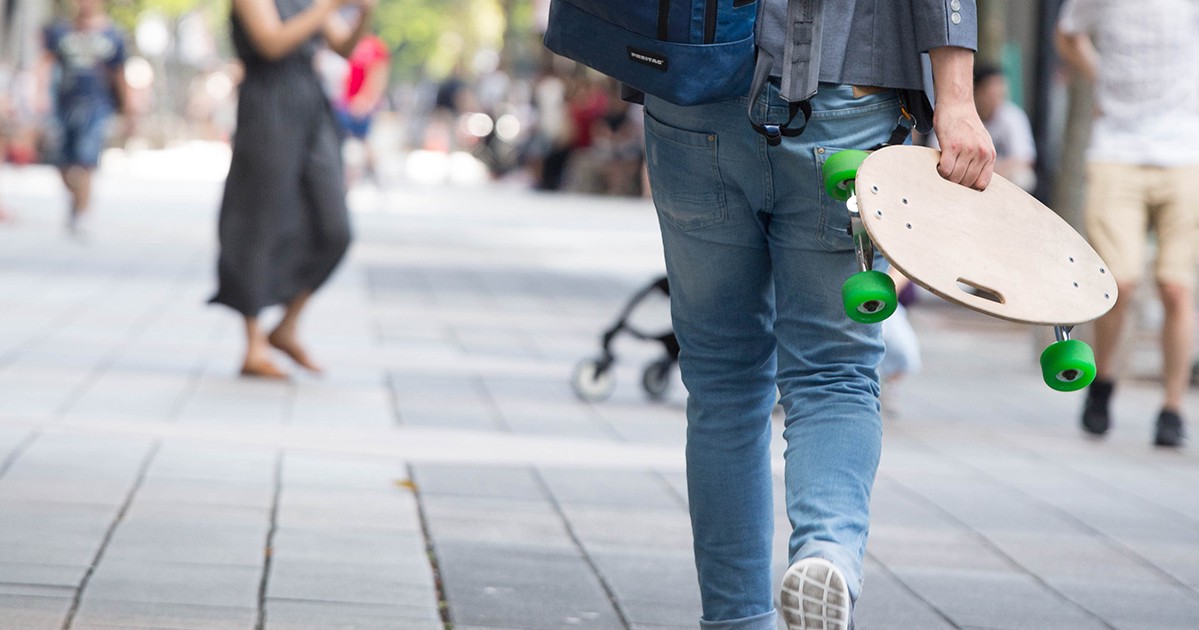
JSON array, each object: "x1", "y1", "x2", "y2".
[{"x1": 780, "y1": 557, "x2": 851, "y2": 630}]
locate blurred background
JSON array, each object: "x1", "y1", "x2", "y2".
[{"x1": 0, "y1": 0, "x2": 1091, "y2": 212}]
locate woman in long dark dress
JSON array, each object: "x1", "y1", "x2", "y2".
[{"x1": 212, "y1": 0, "x2": 374, "y2": 378}]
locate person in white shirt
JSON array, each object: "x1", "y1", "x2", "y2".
[{"x1": 1056, "y1": 0, "x2": 1199, "y2": 448}]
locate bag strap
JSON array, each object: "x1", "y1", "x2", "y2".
[{"x1": 748, "y1": 0, "x2": 823, "y2": 145}]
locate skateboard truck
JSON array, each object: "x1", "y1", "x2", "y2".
[{"x1": 823, "y1": 150, "x2": 898, "y2": 324}]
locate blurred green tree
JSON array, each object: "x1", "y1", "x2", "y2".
[
  {"x1": 94, "y1": 0, "x2": 535, "y2": 79},
  {"x1": 106, "y1": 0, "x2": 204, "y2": 34}
]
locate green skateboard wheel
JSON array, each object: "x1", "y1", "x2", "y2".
[
  {"x1": 842, "y1": 270, "x2": 897, "y2": 324},
  {"x1": 1040, "y1": 339, "x2": 1096, "y2": 392},
  {"x1": 823, "y1": 150, "x2": 870, "y2": 202}
]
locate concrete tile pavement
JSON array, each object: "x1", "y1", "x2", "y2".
[{"x1": 1, "y1": 159, "x2": 1198, "y2": 629}]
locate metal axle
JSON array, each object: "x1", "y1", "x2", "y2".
[{"x1": 845, "y1": 187, "x2": 874, "y2": 273}]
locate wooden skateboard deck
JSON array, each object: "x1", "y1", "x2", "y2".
[{"x1": 853, "y1": 146, "x2": 1117, "y2": 326}]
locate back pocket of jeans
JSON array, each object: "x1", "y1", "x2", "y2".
[
  {"x1": 644, "y1": 110, "x2": 727, "y2": 231},
  {"x1": 815, "y1": 145, "x2": 857, "y2": 251}
]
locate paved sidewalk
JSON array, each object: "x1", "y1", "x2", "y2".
[{"x1": 1, "y1": 158, "x2": 1198, "y2": 630}]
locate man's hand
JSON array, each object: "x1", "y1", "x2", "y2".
[
  {"x1": 928, "y1": 46, "x2": 996, "y2": 191},
  {"x1": 933, "y1": 101, "x2": 995, "y2": 190}
]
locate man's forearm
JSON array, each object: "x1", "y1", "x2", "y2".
[
  {"x1": 926, "y1": 45, "x2": 996, "y2": 190},
  {"x1": 928, "y1": 46, "x2": 976, "y2": 110}
]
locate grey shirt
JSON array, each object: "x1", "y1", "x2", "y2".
[{"x1": 759, "y1": 0, "x2": 979, "y2": 91}]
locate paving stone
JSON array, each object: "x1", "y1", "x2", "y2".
[
  {"x1": 435, "y1": 541, "x2": 622, "y2": 630},
  {"x1": 892, "y1": 567, "x2": 1109, "y2": 630},
  {"x1": 264, "y1": 599, "x2": 442, "y2": 629},
  {"x1": 1049, "y1": 576, "x2": 1199, "y2": 630},
  {"x1": 0, "y1": 561, "x2": 89, "y2": 587},
  {"x1": 986, "y1": 531, "x2": 1168, "y2": 582},
  {"x1": 559, "y1": 505, "x2": 693, "y2": 552},
  {"x1": 288, "y1": 383, "x2": 395, "y2": 427},
  {"x1": 1117, "y1": 540, "x2": 1199, "y2": 590},
  {"x1": 852, "y1": 559, "x2": 957, "y2": 630},
  {"x1": 266, "y1": 557, "x2": 437, "y2": 608},
  {"x1": 0, "y1": 500, "x2": 118, "y2": 540},
  {"x1": 276, "y1": 486, "x2": 421, "y2": 531},
  {"x1": 0, "y1": 539, "x2": 103, "y2": 566},
  {"x1": 82, "y1": 561, "x2": 263, "y2": 608},
  {"x1": 587, "y1": 549, "x2": 700, "y2": 615},
  {"x1": 147, "y1": 444, "x2": 276, "y2": 484},
  {"x1": 866, "y1": 526, "x2": 1014, "y2": 573},
  {"x1": 0, "y1": 594, "x2": 74, "y2": 629},
  {"x1": 270, "y1": 526, "x2": 427, "y2": 566},
  {"x1": 420, "y1": 495, "x2": 574, "y2": 549},
  {"x1": 135, "y1": 476, "x2": 275, "y2": 509},
  {"x1": 64, "y1": 371, "x2": 192, "y2": 420},
  {"x1": 412, "y1": 464, "x2": 545, "y2": 501},
  {"x1": 539, "y1": 467, "x2": 684, "y2": 509},
  {"x1": 0, "y1": 583, "x2": 76, "y2": 598},
  {"x1": 281, "y1": 453, "x2": 406, "y2": 490},
  {"x1": 103, "y1": 516, "x2": 268, "y2": 566},
  {"x1": 71, "y1": 599, "x2": 257, "y2": 629},
  {"x1": 0, "y1": 478, "x2": 136, "y2": 506}
]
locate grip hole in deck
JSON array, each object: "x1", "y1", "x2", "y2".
[{"x1": 956, "y1": 279, "x2": 1005, "y2": 304}]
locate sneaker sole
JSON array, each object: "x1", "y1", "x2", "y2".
[{"x1": 780, "y1": 557, "x2": 850, "y2": 630}]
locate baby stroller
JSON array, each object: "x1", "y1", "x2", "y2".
[{"x1": 572, "y1": 276, "x2": 679, "y2": 402}]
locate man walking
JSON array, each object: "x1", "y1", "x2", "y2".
[
  {"x1": 1056, "y1": 0, "x2": 1199, "y2": 447},
  {"x1": 642, "y1": 1, "x2": 994, "y2": 628}
]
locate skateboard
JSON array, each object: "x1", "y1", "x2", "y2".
[{"x1": 822, "y1": 145, "x2": 1118, "y2": 392}]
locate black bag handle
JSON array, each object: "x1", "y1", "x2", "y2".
[{"x1": 747, "y1": 0, "x2": 822, "y2": 145}]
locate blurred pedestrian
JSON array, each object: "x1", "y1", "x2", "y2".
[
  {"x1": 561, "y1": 72, "x2": 608, "y2": 193},
  {"x1": 880, "y1": 270, "x2": 922, "y2": 404},
  {"x1": 528, "y1": 59, "x2": 571, "y2": 191},
  {"x1": 1056, "y1": 0, "x2": 1199, "y2": 447},
  {"x1": 642, "y1": 2, "x2": 993, "y2": 628},
  {"x1": 923, "y1": 63, "x2": 1037, "y2": 191},
  {"x1": 334, "y1": 31, "x2": 389, "y2": 186},
  {"x1": 210, "y1": 0, "x2": 375, "y2": 379},
  {"x1": 36, "y1": 0, "x2": 129, "y2": 237},
  {"x1": 972, "y1": 64, "x2": 1036, "y2": 191}
]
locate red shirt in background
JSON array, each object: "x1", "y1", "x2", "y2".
[{"x1": 342, "y1": 34, "x2": 389, "y2": 105}]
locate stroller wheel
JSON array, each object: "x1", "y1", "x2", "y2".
[
  {"x1": 572, "y1": 358, "x2": 616, "y2": 402},
  {"x1": 641, "y1": 357, "x2": 674, "y2": 400}
]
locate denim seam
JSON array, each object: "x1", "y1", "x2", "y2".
[{"x1": 810, "y1": 97, "x2": 901, "y2": 120}]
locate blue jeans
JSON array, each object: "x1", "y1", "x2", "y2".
[{"x1": 644, "y1": 83, "x2": 900, "y2": 628}]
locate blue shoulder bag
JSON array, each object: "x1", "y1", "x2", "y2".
[
  {"x1": 543, "y1": 0, "x2": 760, "y2": 106},
  {"x1": 544, "y1": 0, "x2": 826, "y2": 143}
]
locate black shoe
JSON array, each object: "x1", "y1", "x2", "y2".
[
  {"x1": 1081, "y1": 380, "x2": 1114, "y2": 436},
  {"x1": 1154, "y1": 410, "x2": 1185, "y2": 448}
]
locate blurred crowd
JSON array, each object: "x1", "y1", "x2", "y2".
[
  {"x1": 1, "y1": 33, "x2": 650, "y2": 201},
  {"x1": 406, "y1": 55, "x2": 647, "y2": 196}
]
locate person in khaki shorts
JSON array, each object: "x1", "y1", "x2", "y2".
[{"x1": 1056, "y1": 0, "x2": 1199, "y2": 447}]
